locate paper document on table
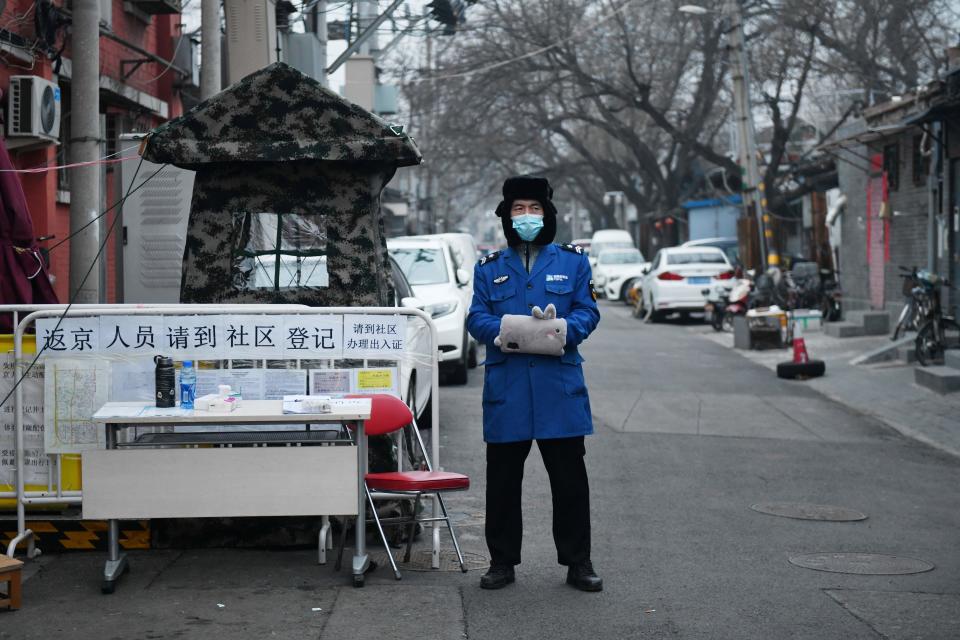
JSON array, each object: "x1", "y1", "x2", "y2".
[
  {"x1": 329, "y1": 398, "x2": 371, "y2": 412},
  {"x1": 92, "y1": 405, "x2": 147, "y2": 420},
  {"x1": 282, "y1": 395, "x2": 332, "y2": 414}
]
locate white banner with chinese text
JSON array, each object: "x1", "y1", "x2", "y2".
[{"x1": 35, "y1": 314, "x2": 407, "y2": 360}]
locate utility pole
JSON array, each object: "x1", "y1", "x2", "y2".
[
  {"x1": 425, "y1": 29, "x2": 435, "y2": 233},
  {"x1": 69, "y1": 0, "x2": 101, "y2": 303},
  {"x1": 200, "y1": 0, "x2": 221, "y2": 99},
  {"x1": 725, "y1": 0, "x2": 770, "y2": 268},
  {"x1": 357, "y1": 0, "x2": 377, "y2": 55},
  {"x1": 308, "y1": 1, "x2": 328, "y2": 87}
]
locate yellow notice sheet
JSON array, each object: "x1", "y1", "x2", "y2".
[{"x1": 356, "y1": 368, "x2": 395, "y2": 392}]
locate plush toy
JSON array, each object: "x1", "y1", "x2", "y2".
[{"x1": 494, "y1": 303, "x2": 567, "y2": 356}]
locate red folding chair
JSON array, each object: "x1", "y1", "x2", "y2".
[{"x1": 342, "y1": 393, "x2": 469, "y2": 579}]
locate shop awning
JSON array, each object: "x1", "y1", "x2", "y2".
[
  {"x1": 903, "y1": 101, "x2": 960, "y2": 126},
  {"x1": 817, "y1": 125, "x2": 911, "y2": 151}
]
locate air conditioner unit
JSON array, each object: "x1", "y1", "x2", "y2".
[
  {"x1": 7, "y1": 75, "x2": 61, "y2": 143},
  {"x1": 224, "y1": 0, "x2": 278, "y2": 85}
]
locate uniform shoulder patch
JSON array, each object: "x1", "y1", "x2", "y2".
[
  {"x1": 479, "y1": 251, "x2": 501, "y2": 266},
  {"x1": 558, "y1": 243, "x2": 584, "y2": 255}
]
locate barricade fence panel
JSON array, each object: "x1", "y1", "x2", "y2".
[{"x1": 2, "y1": 305, "x2": 440, "y2": 557}]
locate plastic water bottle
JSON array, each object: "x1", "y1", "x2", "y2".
[{"x1": 180, "y1": 360, "x2": 197, "y2": 409}]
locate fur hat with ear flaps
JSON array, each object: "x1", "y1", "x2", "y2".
[{"x1": 495, "y1": 175, "x2": 557, "y2": 246}]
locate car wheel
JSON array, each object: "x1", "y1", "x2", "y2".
[
  {"x1": 402, "y1": 380, "x2": 425, "y2": 469},
  {"x1": 776, "y1": 359, "x2": 825, "y2": 380},
  {"x1": 646, "y1": 293, "x2": 662, "y2": 322}
]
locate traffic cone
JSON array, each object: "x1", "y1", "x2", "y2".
[
  {"x1": 792, "y1": 321, "x2": 809, "y2": 364},
  {"x1": 778, "y1": 319, "x2": 824, "y2": 379}
]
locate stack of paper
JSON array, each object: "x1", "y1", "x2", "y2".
[{"x1": 282, "y1": 395, "x2": 332, "y2": 414}]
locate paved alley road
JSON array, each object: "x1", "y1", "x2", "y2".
[{"x1": 3, "y1": 300, "x2": 959, "y2": 639}]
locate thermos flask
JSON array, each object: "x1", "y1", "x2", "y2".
[{"x1": 154, "y1": 355, "x2": 176, "y2": 407}]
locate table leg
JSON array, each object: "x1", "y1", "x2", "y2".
[
  {"x1": 101, "y1": 424, "x2": 128, "y2": 594},
  {"x1": 352, "y1": 419, "x2": 369, "y2": 586}
]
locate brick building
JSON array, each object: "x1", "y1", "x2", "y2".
[
  {"x1": 1, "y1": 0, "x2": 191, "y2": 303},
  {"x1": 827, "y1": 63, "x2": 960, "y2": 318}
]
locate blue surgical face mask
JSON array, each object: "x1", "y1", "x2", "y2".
[{"x1": 512, "y1": 214, "x2": 544, "y2": 242}]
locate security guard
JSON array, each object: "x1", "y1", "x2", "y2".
[{"x1": 467, "y1": 175, "x2": 602, "y2": 591}]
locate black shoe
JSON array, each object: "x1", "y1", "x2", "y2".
[
  {"x1": 566, "y1": 561, "x2": 603, "y2": 592},
  {"x1": 480, "y1": 564, "x2": 515, "y2": 590}
]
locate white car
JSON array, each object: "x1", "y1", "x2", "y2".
[
  {"x1": 388, "y1": 256, "x2": 434, "y2": 427},
  {"x1": 639, "y1": 246, "x2": 734, "y2": 321},
  {"x1": 589, "y1": 229, "x2": 635, "y2": 268},
  {"x1": 592, "y1": 248, "x2": 649, "y2": 303},
  {"x1": 388, "y1": 237, "x2": 473, "y2": 384}
]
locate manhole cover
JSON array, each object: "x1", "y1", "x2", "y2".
[
  {"x1": 751, "y1": 502, "x2": 868, "y2": 522},
  {"x1": 367, "y1": 549, "x2": 489, "y2": 572},
  {"x1": 788, "y1": 553, "x2": 935, "y2": 575}
]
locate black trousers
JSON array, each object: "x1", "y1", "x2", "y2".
[{"x1": 485, "y1": 436, "x2": 591, "y2": 567}]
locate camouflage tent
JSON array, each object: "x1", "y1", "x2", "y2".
[{"x1": 141, "y1": 62, "x2": 421, "y2": 306}]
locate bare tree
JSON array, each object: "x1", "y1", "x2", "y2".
[{"x1": 397, "y1": 0, "x2": 959, "y2": 237}]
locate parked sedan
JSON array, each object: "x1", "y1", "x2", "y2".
[
  {"x1": 389, "y1": 256, "x2": 434, "y2": 427},
  {"x1": 592, "y1": 248, "x2": 649, "y2": 303},
  {"x1": 388, "y1": 237, "x2": 473, "y2": 384},
  {"x1": 639, "y1": 247, "x2": 734, "y2": 321}
]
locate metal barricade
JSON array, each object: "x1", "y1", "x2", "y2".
[{"x1": 2, "y1": 304, "x2": 442, "y2": 569}]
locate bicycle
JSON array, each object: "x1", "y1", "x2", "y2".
[
  {"x1": 913, "y1": 272, "x2": 959, "y2": 366},
  {"x1": 892, "y1": 266, "x2": 932, "y2": 340}
]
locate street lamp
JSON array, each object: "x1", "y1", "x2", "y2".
[{"x1": 679, "y1": 0, "x2": 770, "y2": 268}]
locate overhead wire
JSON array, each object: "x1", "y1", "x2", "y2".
[
  {"x1": 0, "y1": 156, "x2": 159, "y2": 412},
  {"x1": 413, "y1": 0, "x2": 641, "y2": 82},
  {"x1": 47, "y1": 161, "x2": 169, "y2": 253},
  {"x1": 139, "y1": 26, "x2": 187, "y2": 83},
  {"x1": 0, "y1": 145, "x2": 141, "y2": 173}
]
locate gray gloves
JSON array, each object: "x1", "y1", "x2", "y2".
[{"x1": 494, "y1": 303, "x2": 567, "y2": 356}]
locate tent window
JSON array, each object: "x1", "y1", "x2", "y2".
[{"x1": 232, "y1": 212, "x2": 329, "y2": 291}]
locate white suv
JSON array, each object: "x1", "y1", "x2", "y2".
[{"x1": 388, "y1": 236, "x2": 474, "y2": 384}]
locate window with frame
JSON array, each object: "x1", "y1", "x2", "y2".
[
  {"x1": 232, "y1": 212, "x2": 328, "y2": 291},
  {"x1": 883, "y1": 142, "x2": 899, "y2": 191}
]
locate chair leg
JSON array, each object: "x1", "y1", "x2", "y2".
[
  {"x1": 366, "y1": 485, "x2": 402, "y2": 580},
  {"x1": 403, "y1": 493, "x2": 423, "y2": 564},
  {"x1": 436, "y1": 493, "x2": 468, "y2": 573}
]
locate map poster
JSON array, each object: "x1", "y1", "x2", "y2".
[{"x1": 43, "y1": 359, "x2": 109, "y2": 454}]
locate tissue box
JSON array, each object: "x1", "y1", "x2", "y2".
[{"x1": 195, "y1": 394, "x2": 239, "y2": 412}]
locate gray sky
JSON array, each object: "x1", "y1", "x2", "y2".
[{"x1": 181, "y1": 0, "x2": 431, "y2": 94}]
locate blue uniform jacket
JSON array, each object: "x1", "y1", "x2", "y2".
[{"x1": 467, "y1": 243, "x2": 601, "y2": 443}]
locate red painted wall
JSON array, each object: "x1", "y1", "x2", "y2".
[{"x1": 1, "y1": 0, "x2": 184, "y2": 303}]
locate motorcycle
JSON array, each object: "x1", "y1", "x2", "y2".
[
  {"x1": 788, "y1": 261, "x2": 842, "y2": 321},
  {"x1": 702, "y1": 284, "x2": 731, "y2": 331},
  {"x1": 819, "y1": 268, "x2": 842, "y2": 322},
  {"x1": 703, "y1": 273, "x2": 752, "y2": 332}
]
